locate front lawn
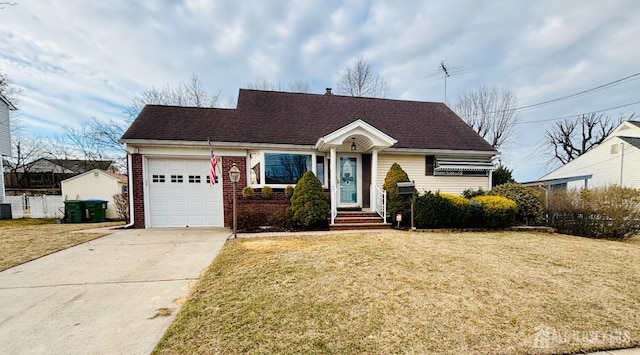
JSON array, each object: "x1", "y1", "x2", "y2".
[
  {"x1": 154, "y1": 231, "x2": 640, "y2": 354},
  {"x1": 0, "y1": 218, "x2": 124, "y2": 271}
]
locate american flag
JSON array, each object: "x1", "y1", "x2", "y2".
[{"x1": 209, "y1": 146, "x2": 218, "y2": 186}]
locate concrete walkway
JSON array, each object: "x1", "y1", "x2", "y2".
[{"x1": 0, "y1": 228, "x2": 230, "y2": 355}]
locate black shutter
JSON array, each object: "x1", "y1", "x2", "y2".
[{"x1": 425, "y1": 156, "x2": 434, "y2": 176}]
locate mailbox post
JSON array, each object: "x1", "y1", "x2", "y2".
[{"x1": 396, "y1": 181, "x2": 416, "y2": 230}]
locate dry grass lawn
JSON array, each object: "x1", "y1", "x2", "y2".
[
  {"x1": 0, "y1": 218, "x2": 124, "y2": 271},
  {"x1": 154, "y1": 231, "x2": 640, "y2": 355}
]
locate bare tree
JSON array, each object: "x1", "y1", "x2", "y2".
[
  {"x1": 452, "y1": 84, "x2": 519, "y2": 149},
  {"x1": 3, "y1": 136, "x2": 43, "y2": 188},
  {"x1": 288, "y1": 79, "x2": 310, "y2": 93},
  {"x1": 59, "y1": 75, "x2": 222, "y2": 172},
  {"x1": 336, "y1": 59, "x2": 389, "y2": 98},
  {"x1": 544, "y1": 113, "x2": 631, "y2": 165},
  {"x1": 246, "y1": 78, "x2": 283, "y2": 91},
  {"x1": 124, "y1": 75, "x2": 220, "y2": 120},
  {"x1": 246, "y1": 78, "x2": 311, "y2": 93},
  {"x1": 0, "y1": 71, "x2": 21, "y2": 105}
]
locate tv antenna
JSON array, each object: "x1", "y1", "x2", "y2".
[{"x1": 425, "y1": 60, "x2": 473, "y2": 103}]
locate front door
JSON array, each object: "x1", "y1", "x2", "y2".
[{"x1": 339, "y1": 156, "x2": 359, "y2": 207}]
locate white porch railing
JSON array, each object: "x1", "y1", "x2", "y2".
[
  {"x1": 331, "y1": 185, "x2": 338, "y2": 224},
  {"x1": 374, "y1": 185, "x2": 387, "y2": 221}
]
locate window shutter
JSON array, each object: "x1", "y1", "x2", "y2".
[{"x1": 425, "y1": 156, "x2": 434, "y2": 176}]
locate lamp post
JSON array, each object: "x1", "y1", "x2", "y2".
[{"x1": 228, "y1": 163, "x2": 241, "y2": 238}]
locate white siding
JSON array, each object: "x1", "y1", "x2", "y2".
[
  {"x1": 0, "y1": 99, "x2": 10, "y2": 157},
  {"x1": 0, "y1": 157, "x2": 4, "y2": 203},
  {"x1": 377, "y1": 154, "x2": 490, "y2": 195},
  {"x1": 62, "y1": 170, "x2": 125, "y2": 219},
  {"x1": 542, "y1": 137, "x2": 640, "y2": 189}
]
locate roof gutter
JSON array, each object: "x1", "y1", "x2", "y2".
[{"x1": 123, "y1": 153, "x2": 135, "y2": 229}]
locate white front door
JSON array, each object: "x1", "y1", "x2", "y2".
[{"x1": 338, "y1": 156, "x2": 360, "y2": 207}]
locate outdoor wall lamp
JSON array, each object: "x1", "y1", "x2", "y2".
[{"x1": 351, "y1": 137, "x2": 356, "y2": 151}]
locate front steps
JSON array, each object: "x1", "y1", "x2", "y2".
[{"x1": 330, "y1": 210, "x2": 391, "y2": 231}]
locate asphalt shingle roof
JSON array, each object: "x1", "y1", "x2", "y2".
[
  {"x1": 121, "y1": 89, "x2": 497, "y2": 152},
  {"x1": 620, "y1": 136, "x2": 640, "y2": 149}
]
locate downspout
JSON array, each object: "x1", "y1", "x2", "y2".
[{"x1": 124, "y1": 153, "x2": 135, "y2": 228}]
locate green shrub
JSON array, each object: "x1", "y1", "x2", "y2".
[
  {"x1": 547, "y1": 186, "x2": 640, "y2": 239},
  {"x1": 415, "y1": 191, "x2": 454, "y2": 228},
  {"x1": 490, "y1": 182, "x2": 544, "y2": 225},
  {"x1": 471, "y1": 195, "x2": 517, "y2": 228},
  {"x1": 261, "y1": 186, "x2": 273, "y2": 199},
  {"x1": 383, "y1": 163, "x2": 411, "y2": 227},
  {"x1": 468, "y1": 200, "x2": 484, "y2": 227},
  {"x1": 441, "y1": 193, "x2": 471, "y2": 226},
  {"x1": 269, "y1": 207, "x2": 294, "y2": 230},
  {"x1": 237, "y1": 210, "x2": 260, "y2": 231},
  {"x1": 284, "y1": 185, "x2": 295, "y2": 200},
  {"x1": 462, "y1": 188, "x2": 486, "y2": 199},
  {"x1": 290, "y1": 171, "x2": 330, "y2": 229},
  {"x1": 492, "y1": 165, "x2": 515, "y2": 187},
  {"x1": 242, "y1": 186, "x2": 255, "y2": 198}
]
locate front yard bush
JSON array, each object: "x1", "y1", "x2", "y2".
[
  {"x1": 415, "y1": 192, "x2": 454, "y2": 228},
  {"x1": 383, "y1": 163, "x2": 411, "y2": 227},
  {"x1": 441, "y1": 193, "x2": 471, "y2": 226},
  {"x1": 547, "y1": 186, "x2": 640, "y2": 239},
  {"x1": 290, "y1": 171, "x2": 330, "y2": 230},
  {"x1": 471, "y1": 195, "x2": 517, "y2": 228},
  {"x1": 491, "y1": 182, "x2": 544, "y2": 225}
]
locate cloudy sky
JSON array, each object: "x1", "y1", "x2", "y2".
[{"x1": 1, "y1": 0, "x2": 639, "y2": 181}]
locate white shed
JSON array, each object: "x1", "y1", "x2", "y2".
[{"x1": 61, "y1": 169, "x2": 128, "y2": 219}]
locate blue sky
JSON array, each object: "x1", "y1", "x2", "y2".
[{"x1": 1, "y1": 0, "x2": 639, "y2": 182}]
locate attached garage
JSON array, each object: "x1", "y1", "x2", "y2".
[{"x1": 146, "y1": 158, "x2": 223, "y2": 227}]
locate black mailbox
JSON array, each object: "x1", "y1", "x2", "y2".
[{"x1": 396, "y1": 182, "x2": 415, "y2": 196}]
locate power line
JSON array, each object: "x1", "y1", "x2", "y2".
[
  {"x1": 459, "y1": 72, "x2": 640, "y2": 118},
  {"x1": 516, "y1": 100, "x2": 640, "y2": 124},
  {"x1": 514, "y1": 72, "x2": 640, "y2": 112}
]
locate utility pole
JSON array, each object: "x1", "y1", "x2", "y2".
[{"x1": 620, "y1": 142, "x2": 625, "y2": 186}]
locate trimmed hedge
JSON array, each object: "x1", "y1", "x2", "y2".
[
  {"x1": 415, "y1": 192, "x2": 455, "y2": 228},
  {"x1": 441, "y1": 193, "x2": 471, "y2": 226},
  {"x1": 471, "y1": 195, "x2": 517, "y2": 228},
  {"x1": 490, "y1": 183, "x2": 543, "y2": 225}
]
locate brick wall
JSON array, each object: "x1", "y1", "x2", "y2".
[
  {"x1": 131, "y1": 154, "x2": 145, "y2": 228},
  {"x1": 222, "y1": 156, "x2": 247, "y2": 227}
]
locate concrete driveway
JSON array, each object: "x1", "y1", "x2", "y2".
[{"x1": 0, "y1": 227, "x2": 230, "y2": 355}]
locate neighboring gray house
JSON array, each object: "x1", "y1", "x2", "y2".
[{"x1": 0, "y1": 94, "x2": 16, "y2": 207}]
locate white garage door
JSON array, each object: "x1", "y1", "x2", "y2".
[{"x1": 147, "y1": 159, "x2": 223, "y2": 227}]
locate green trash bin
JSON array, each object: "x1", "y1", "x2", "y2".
[
  {"x1": 64, "y1": 200, "x2": 85, "y2": 223},
  {"x1": 84, "y1": 200, "x2": 108, "y2": 223}
]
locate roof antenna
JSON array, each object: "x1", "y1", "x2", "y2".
[{"x1": 440, "y1": 61, "x2": 450, "y2": 103}]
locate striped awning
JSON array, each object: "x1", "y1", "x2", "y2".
[{"x1": 435, "y1": 160, "x2": 496, "y2": 171}]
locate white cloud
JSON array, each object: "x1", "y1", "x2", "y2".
[{"x1": 1, "y1": 0, "x2": 639, "y2": 181}]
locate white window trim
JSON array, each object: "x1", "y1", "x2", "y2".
[{"x1": 248, "y1": 150, "x2": 328, "y2": 188}]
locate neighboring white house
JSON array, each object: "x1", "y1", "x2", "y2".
[
  {"x1": 539, "y1": 120, "x2": 640, "y2": 190},
  {"x1": 61, "y1": 169, "x2": 128, "y2": 219},
  {"x1": 0, "y1": 94, "x2": 16, "y2": 210}
]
